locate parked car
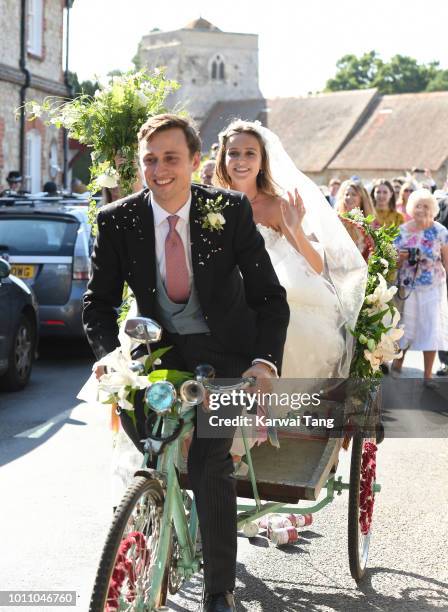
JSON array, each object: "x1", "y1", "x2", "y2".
[
  {"x1": 0, "y1": 201, "x2": 93, "y2": 338},
  {"x1": 0, "y1": 257, "x2": 38, "y2": 390},
  {"x1": 0, "y1": 192, "x2": 100, "y2": 207}
]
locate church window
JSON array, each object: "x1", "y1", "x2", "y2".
[{"x1": 210, "y1": 55, "x2": 225, "y2": 81}]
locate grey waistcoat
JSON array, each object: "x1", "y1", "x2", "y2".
[{"x1": 154, "y1": 263, "x2": 210, "y2": 335}]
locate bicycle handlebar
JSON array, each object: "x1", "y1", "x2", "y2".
[
  {"x1": 203, "y1": 376, "x2": 256, "y2": 394},
  {"x1": 140, "y1": 376, "x2": 257, "y2": 455}
]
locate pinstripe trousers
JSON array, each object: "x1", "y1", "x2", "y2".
[{"x1": 161, "y1": 331, "x2": 251, "y2": 594}]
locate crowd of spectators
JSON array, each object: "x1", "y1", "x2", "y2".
[
  {"x1": 199, "y1": 148, "x2": 448, "y2": 380},
  {"x1": 319, "y1": 171, "x2": 448, "y2": 379}
]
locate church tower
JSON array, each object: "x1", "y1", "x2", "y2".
[{"x1": 138, "y1": 18, "x2": 263, "y2": 122}]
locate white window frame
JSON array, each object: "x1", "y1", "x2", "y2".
[
  {"x1": 27, "y1": 0, "x2": 43, "y2": 56},
  {"x1": 49, "y1": 141, "x2": 59, "y2": 179},
  {"x1": 25, "y1": 130, "x2": 42, "y2": 193}
]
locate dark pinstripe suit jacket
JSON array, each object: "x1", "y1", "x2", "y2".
[{"x1": 83, "y1": 184, "x2": 290, "y2": 372}]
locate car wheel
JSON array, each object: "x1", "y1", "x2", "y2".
[{"x1": 0, "y1": 314, "x2": 35, "y2": 391}]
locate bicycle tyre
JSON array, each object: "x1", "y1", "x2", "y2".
[
  {"x1": 90, "y1": 476, "x2": 168, "y2": 611},
  {"x1": 348, "y1": 433, "x2": 377, "y2": 583}
]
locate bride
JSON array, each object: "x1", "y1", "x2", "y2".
[{"x1": 213, "y1": 120, "x2": 367, "y2": 382}]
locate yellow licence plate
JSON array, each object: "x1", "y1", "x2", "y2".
[{"x1": 11, "y1": 264, "x2": 35, "y2": 279}]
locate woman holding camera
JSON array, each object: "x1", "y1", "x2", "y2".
[{"x1": 392, "y1": 189, "x2": 448, "y2": 383}]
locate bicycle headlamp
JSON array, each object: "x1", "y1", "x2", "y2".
[
  {"x1": 179, "y1": 380, "x2": 205, "y2": 405},
  {"x1": 144, "y1": 381, "x2": 177, "y2": 414}
]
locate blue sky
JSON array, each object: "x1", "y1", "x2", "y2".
[{"x1": 70, "y1": 0, "x2": 448, "y2": 97}]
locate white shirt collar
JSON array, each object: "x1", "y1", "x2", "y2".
[{"x1": 150, "y1": 191, "x2": 192, "y2": 227}]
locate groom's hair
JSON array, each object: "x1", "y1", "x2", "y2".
[{"x1": 138, "y1": 114, "x2": 201, "y2": 158}]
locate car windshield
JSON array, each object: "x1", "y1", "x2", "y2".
[{"x1": 0, "y1": 217, "x2": 79, "y2": 255}]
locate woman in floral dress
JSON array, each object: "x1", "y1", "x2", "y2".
[{"x1": 392, "y1": 189, "x2": 448, "y2": 383}]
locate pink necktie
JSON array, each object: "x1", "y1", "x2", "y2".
[{"x1": 165, "y1": 215, "x2": 190, "y2": 303}]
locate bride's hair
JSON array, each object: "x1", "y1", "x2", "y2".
[{"x1": 213, "y1": 120, "x2": 280, "y2": 197}]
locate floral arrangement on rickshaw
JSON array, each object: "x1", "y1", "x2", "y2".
[
  {"x1": 341, "y1": 208, "x2": 403, "y2": 379},
  {"x1": 94, "y1": 339, "x2": 192, "y2": 434},
  {"x1": 23, "y1": 69, "x2": 179, "y2": 226}
]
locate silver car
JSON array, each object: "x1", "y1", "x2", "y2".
[{"x1": 0, "y1": 201, "x2": 93, "y2": 337}]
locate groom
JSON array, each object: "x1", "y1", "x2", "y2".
[{"x1": 83, "y1": 114, "x2": 289, "y2": 611}]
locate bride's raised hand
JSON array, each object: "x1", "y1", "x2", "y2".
[{"x1": 280, "y1": 188, "x2": 306, "y2": 235}]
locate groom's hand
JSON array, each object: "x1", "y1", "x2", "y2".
[
  {"x1": 242, "y1": 362, "x2": 276, "y2": 394},
  {"x1": 93, "y1": 364, "x2": 107, "y2": 380}
]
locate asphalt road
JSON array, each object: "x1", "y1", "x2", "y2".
[{"x1": 0, "y1": 341, "x2": 447, "y2": 612}]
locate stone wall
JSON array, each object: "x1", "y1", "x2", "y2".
[
  {"x1": 27, "y1": 0, "x2": 65, "y2": 82},
  {"x1": 0, "y1": 85, "x2": 62, "y2": 191},
  {"x1": 140, "y1": 29, "x2": 262, "y2": 121},
  {"x1": 0, "y1": 82, "x2": 21, "y2": 188},
  {"x1": 0, "y1": 0, "x2": 66, "y2": 191},
  {"x1": 0, "y1": 0, "x2": 21, "y2": 65},
  {"x1": 0, "y1": 117, "x2": 5, "y2": 173}
]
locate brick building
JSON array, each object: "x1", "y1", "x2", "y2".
[{"x1": 0, "y1": 0, "x2": 73, "y2": 192}]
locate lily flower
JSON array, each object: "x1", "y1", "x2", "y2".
[
  {"x1": 365, "y1": 274, "x2": 397, "y2": 316},
  {"x1": 364, "y1": 329, "x2": 403, "y2": 372},
  {"x1": 96, "y1": 348, "x2": 148, "y2": 410},
  {"x1": 382, "y1": 306, "x2": 401, "y2": 329}
]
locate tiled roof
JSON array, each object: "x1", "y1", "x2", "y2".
[
  {"x1": 200, "y1": 89, "x2": 378, "y2": 172},
  {"x1": 199, "y1": 99, "x2": 267, "y2": 151},
  {"x1": 265, "y1": 89, "x2": 378, "y2": 173},
  {"x1": 329, "y1": 91, "x2": 448, "y2": 171},
  {"x1": 184, "y1": 18, "x2": 220, "y2": 31},
  {"x1": 200, "y1": 89, "x2": 448, "y2": 173}
]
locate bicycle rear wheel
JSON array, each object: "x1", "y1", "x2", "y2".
[
  {"x1": 348, "y1": 433, "x2": 377, "y2": 582},
  {"x1": 90, "y1": 476, "x2": 168, "y2": 611}
]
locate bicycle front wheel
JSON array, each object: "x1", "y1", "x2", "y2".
[{"x1": 90, "y1": 476, "x2": 168, "y2": 611}]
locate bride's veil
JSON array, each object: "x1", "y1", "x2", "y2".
[{"x1": 219, "y1": 120, "x2": 368, "y2": 377}]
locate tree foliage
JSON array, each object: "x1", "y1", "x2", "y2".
[
  {"x1": 325, "y1": 52, "x2": 448, "y2": 94},
  {"x1": 67, "y1": 71, "x2": 99, "y2": 98},
  {"x1": 325, "y1": 51, "x2": 382, "y2": 91},
  {"x1": 132, "y1": 41, "x2": 143, "y2": 71},
  {"x1": 426, "y1": 69, "x2": 448, "y2": 92}
]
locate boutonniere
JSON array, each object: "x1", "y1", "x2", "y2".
[{"x1": 196, "y1": 193, "x2": 229, "y2": 233}]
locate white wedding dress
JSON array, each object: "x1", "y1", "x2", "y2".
[
  {"x1": 259, "y1": 225, "x2": 345, "y2": 379},
  {"x1": 230, "y1": 225, "x2": 346, "y2": 460}
]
